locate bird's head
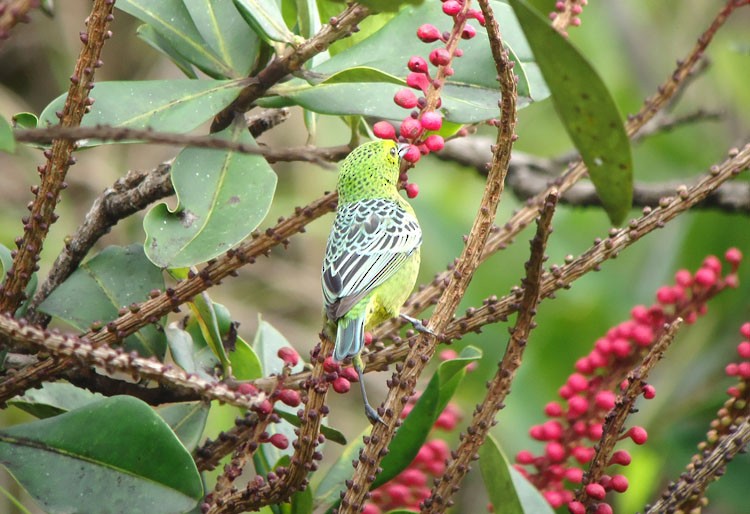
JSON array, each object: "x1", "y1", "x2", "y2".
[{"x1": 337, "y1": 140, "x2": 409, "y2": 202}]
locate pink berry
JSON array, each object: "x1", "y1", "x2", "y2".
[
  {"x1": 361, "y1": 504, "x2": 381, "y2": 514},
  {"x1": 462, "y1": 24, "x2": 476, "y2": 39},
  {"x1": 595, "y1": 504, "x2": 613, "y2": 514},
  {"x1": 254, "y1": 398, "x2": 273, "y2": 415},
  {"x1": 544, "y1": 401, "x2": 563, "y2": 417},
  {"x1": 277, "y1": 346, "x2": 300, "y2": 367},
  {"x1": 656, "y1": 286, "x2": 677, "y2": 304},
  {"x1": 439, "y1": 349, "x2": 458, "y2": 361},
  {"x1": 406, "y1": 72, "x2": 430, "y2": 92},
  {"x1": 417, "y1": 24, "x2": 441, "y2": 42},
  {"x1": 364, "y1": 332, "x2": 374, "y2": 345},
  {"x1": 694, "y1": 268, "x2": 717, "y2": 287},
  {"x1": 427, "y1": 439, "x2": 450, "y2": 460},
  {"x1": 468, "y1": 9, "x2": 485, "y2": 25},
  {"x1": 565, "y1": 467, "x2": 584, "y2": 483},
  {"x1": 642, "y1": 384, "x2": 656, "y2": 399},
  {"x1": 435, "y1": 410, "x2": 458, "y2": 430},
  {"x1": 429, "y1": 47, "x2": 451, "y2": 67},
  {"x1": 575, "y1": 357, "x2": 593, "y2": 374},
  {"x1": 568, "y1": 501, "x2": 586, "y2": 514},
  {"x1": 385, "y1": 483, "x2": 410, "y2": 505},
  {"x1": 726, "y1": 362, "x2": 739, "y2": 376},
  {"x1": 595, "y1": 391, "x2": 616, "y2": 410},
  {"x1": 516, "y1": 450, "x2": 535, "y2": 464},
  {"x1": 269, "y1": 433, "x2": 289, "y2": 449},
  {"x1": 610, "y1": 450, "x2": 632, "y2": 466},
  {"x1": 277, "y1": 388, "x2": 301, "y2": 407},
  {"x1": 725, "y1": 247, "x2": 742, "y2": 265},
  {"x1": 399, "y1": 468, "x2": 427, "y2": 487},
  {"x1": 405, "y1": 183, "x2": 420, "y2": 198},
  {"x1": 738, "y1": 361, "x2": 750, "y2": 379},
  {"x1": 588, "y1": 423, "x2": 604, "y2": 440},
  {"x1": 703, "y1": 255, "x2": 722, "y2": 273},
  {"x1": 403, "y1": 145, "x2": 421, "y2": 163},
  {"x1": 567, "y1": 395, "x2": 589, "y2": 416},
  {"x1": 237, "y1": 382, "x2": 258, "y2": 395},
  {"x1": 394, "y1": 88, "x2": 418, "y2": 109},
  {"x1": 544, "y1": 490, "x2": 565, "y2": 508},
  {"x1": 545, "y1": 442, "x2": 566, "y2": 462},
  {"x1": 420, "y1": 111, "x2": 442, "y2": 131},
  {"x1": 408, "y1": 55, "x2": 429, "y2": 73},
  {"x1": 737, "y1": 341, "x2": 750, "y2": 359},
  {"x1": 400, "y1": 117, "x2": 422, "y2": 139},
  {"x1": 742, "y1": 322, "x2": 750, "y2": 339},
  {"x1": 442, "y1": 0, "x2": 462, "y2": 16},
  {"x1": 627, "y1": 426, "x2": 648, "y2": 444},
  {"x1": 610, "y1": 338, "x2": 631, "y2": 357},
  {"x1": 323, "y1": 356, "x2": 340, "y2": 373},
  {"x1": 542, "y1": 420, "x2": 564, "y2": 440},
  {"x1": 585, "y1": 483, "x2": 606, "y2": 500},
  {"x1": 611, "y1": 474, "x2": 628, "y2": 493},
  {"x1": 572, "y1": 445, "x2": 595, "y2": 464},
  {"x1": 674, "y1": 269, "x2": 692, "y2": 287},
  {"x1": 339, "y1": 366, "x2": 359, "y2": 382},
  {"x1": 332, "y1": 377, "x2": 351, "y2": 393},
  {"x1": 567, "y1": 373, "x2": 588, "y2": 392},
  {"x1": 373, "y1": 121, "x2": 396, "y2": 140}
]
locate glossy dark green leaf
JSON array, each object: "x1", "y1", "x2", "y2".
[
  {"x1": 313, "y1": 425, "x2": 369, "y2": 508},
  {"x1": 184, "y1": 0, "x2": 261, "y2": 77},
  {"x1": 233, "y1": 0, "x2": 295, "y2": 43},
  {"x1": 9, "y1": 382, "x2": 104, "y2": 419},
  {"x1": 275, "y1": 409, "x2": 347, "y2": 445},
  {"x1": 479, "y1": 434, "x2": 525, "y2": 514},
  {"x1": 290, "y1": 485, "x2": 313, "y2": 514},
  {"x1": 0, "y1": 116, "x2": 15, "y2": 153},
  {"x1": 188, "y1": 293, "x2": 232, "y2": 375},
  {"x1": 165, "y1": 320, "x2": 219, "y2": 381},
  {"x1": 258, "y1": 1, "x2": 548, "y2": 123},
  {"x1": 137, "y1": 24, "x2": 198, "y2": 78},
  {"x1": 373, "y1": 345, "x2": 481, "y2": 489},
  {"x1": 117, "y1": 0, "x2": 231, "y2": 77},
  {"x1": 12, "y1": 112, "x2": 38, "y2": 129},
  {"x1": 0, "y1": 396, "x2": 203, "y2": 514},
  {"x1": 38, "y1": 245, "x2": 166, "y2": 358},
  {"x1": 157, "y1": 402, "x2": 210, "y2": 451},
  {"x1": 509, "y1": 0, "x2": 633, "y2": 225},
  {"x1": 39, "y1": 79, "x2": 246, "y2": 146},
  {"x1": 143, "y1": 118, "x2": 276, "y2": 268}
]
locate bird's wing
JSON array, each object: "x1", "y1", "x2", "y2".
[{"x1": 322, "y1": 198, "x2": 422, "y2": 321}]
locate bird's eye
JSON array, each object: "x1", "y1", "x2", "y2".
[{"x1": 389, "y1": 146, "x2": 397, "y2": 157}]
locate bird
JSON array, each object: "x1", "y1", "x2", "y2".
[{"x1": 321, "y1": 139, "x2": 429, "y2": 424}]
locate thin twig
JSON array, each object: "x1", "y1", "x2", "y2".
[
  {"x1": 0, "y1": 0, "x2": 38, "y2": 40},
  {"x1": 422, "y1": 191, "x2": 557, "y2": 513}
]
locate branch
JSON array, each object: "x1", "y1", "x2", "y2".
[
  {"x1": 0, "y1": 0, "x2": 39, "y2": 40},
  {"x1": 423, "y1": 191, "x2": 557, "y2": 513},
  {"x1": 0, "y1": 0, "x2": 115, "y2": 312},
  {"x1": 194, "y1": 411, "x2": 272, "y2": 472},
  {"x1": 210, "y1": 3, "x2": 371, "y2": 133}
]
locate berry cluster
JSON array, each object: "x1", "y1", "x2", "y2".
[
  {"x1": 515, "y1": 249, "x2": 742, "y2": 512},
  {"x1": 373, "y1": 0, "x2": 486, "y2": 198},
  {"x1": 549, "y1": 0, "x2": 587, "y2": 26},
  {"x1": 724, "y1": 321, "x2": 750, "y2": 394},
  {"x1": 362, "y1": 397, "x2": 462, "y2": 514}
]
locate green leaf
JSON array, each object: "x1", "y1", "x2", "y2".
[
  {"x1": 188, "y1": 293, "x2": 232, "y2": 375},
  {"x1": 143, "y1": 118, "x2": 276, "y2": 267},
  {"x1": 509, "y1": 0, "x2": 633, "y2": 225},
  {"x1": 38, "y1": 245, "x2": 166, "y2": 358},
  {"x1": 165, "y1": 320, "x2": 220, "y2": 381},
  {"x1": 184, "y1": 0, "x2": 261, "y2": 77},
  {"x1": 230, "y1": 335, "x2": 264, "y2": 380},
  {"x1": 258, "y1": 1, "x2": 548, "y2": 123},
  {"x1": 0, "y1": 116, "x2": 15, "y2": 153},
  {"x1": 479, "y1": 434, "x2": 525, "y2": 514},
  {"x1": 11, "y1": 112, "x2": 38, "y2": 129},
  {"x1": 290, "y1": 485, "x2": 313, "y2": 514},
  {"x1": 9, "y1": 382, "x2": 105, "y2": 419},
  {"x1": 313, "y1": 425, "x2": 369, "y2": 508},
  {"x1": 510, "y1": 466, "x2": 556, "y2": 514},
  {"x1": 157, "y1": 402, "x2": 210, "y2": 451},
  {"x1": 0, "y1": 396, "x2": 203, "y2": 514},
  {"x1": 275, "y1": 409, "x2": 347, "y2": 445},
  {"x1": 373, "y1": 345, "x2": 482, "y2": 489},
  {"x1": 233, "y1": 0, "x2": 295, "y2": 44},
  {"x1": 39, "y1": 79, "x2": 246, "y2": 146},
  {"x1": 137, "y1": 24, "x2": 198, "y2": 78},
  {"x1": 117, "y1": 0, "x2": 232, "y2": 77}
]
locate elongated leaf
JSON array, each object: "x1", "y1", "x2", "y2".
[
  {"x1": 258, "y1": 1, "x2": 548, "y2": 123},
  {"x1": 188, "y1": 293, "x2": 232, "y2": 375},
  {"x1": 39, "y1": 79, "x2": 246, "y2": 146},
  {"x1": 157, "y1": 402, "x2": 210, "y2": 451},
  {"x1": 313, "y1": 425, "x2": 369, "y2": 508},
  {"x1": 39, "y1": 245, "x2": 166, "y2": 358},
  {"x1": 479, "y1": 434, "x2": 525, "y2": 514},
  {"x1": 143, "y1": 118, "x2": 277, "y2": 267},
  {"x1": 165, "y1": 320, "x2": 220, "y2": 381},
  {"x1": 0, "y1": 396, "x2": 203, "y2": 514},
  {"x1": 0, "y1": 116, "x2": 15, "y2": 153},
  {"x1": 184, "y1": 0, "x2": 261, "y2": 77},
  {"x1": 118, "y1": 0, "x2": 231, "y2": 77},
  {"x1": 275, "y1": 409, "x2": 346, "y2": 445},
  {"x1": 10, "y1": 382, "x2": 105, "y2": 419},
  {"x1": 233, "y1": 0, "x2": 295, "y2": 43},
  {"x1": 510, "y1": 0, "x2": 633, "y2": 225},
  {"x1": 137, "y1": 24, "x2": 198, "y2": 78}
]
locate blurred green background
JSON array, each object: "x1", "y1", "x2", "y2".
[{"x1": 0, "y1": 1, "x2": 748, "y2": 512}]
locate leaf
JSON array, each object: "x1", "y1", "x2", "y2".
[
  {"x1": 258, "y1": 1, "x2": 548, "y2": 123},
  {"x1": 188, "y1": 293, "x2": 232, "y2": 375},
  {"x1": 0, "y1": 396, "x2": 203, "y2": 514},
  {"x1": 230, "y1": 335, "x2": 264, "y2": 380},
  {"x1": 290, "y1": 485, "x2": 313, "y2": 514},
  {"x1": 479, "y1": 434, "x2": 525, "y2": 514},
  {"x1": 137, "y1": 24, "x2": 198, "y2": 78},
  {"x1": 184, "y1": 0, "x2": 261, "y2": 77},
  {"x1": 373, "y1": 345, "x2": 482, "y2": 489},
  {"x1": 313, "y1": 425, "x2": 370, "y2": 508},
  {"x1": 165, "y1": 320, "x2": 220, "y2": 381},
  {"x1": 0, "y1": 243, "x2": 36, "y2": 317},
  {"x1": 275, "y1": 409, "x2": 347, "y2": 445},
  {"x1": 38, "y1": 245, "x2": 166, "y2": 358},
  {"x1": 157, "y1": 402, "x2": 210, "y2": 451},
  {"x1": 117, "y1": 0, "x2": 231, "y2": 77},
  {"x1": 12, "y1": 112, "x2": 38, "y2": 129},
  {"x1": 509, "y1": 0, "x2": 633, "y2": 225},
  {"x1": 143, "y1": 118, "x2": 277, "y2": 268},
  {"x1": 233, "y1": 0, "x2": 295, "y2": 44},
  {"x1": 39, "y1": 79, "x2": 247, "y2": 146},
  {"x1": 0, "y1": 116, "x2": 15, "y2": 153},
  {"x1": 9, "y1": 382, "x2": 105, "y2": 419},
  {"x1": 510, "y1": 466, "x2": 556, "y2": 514}
]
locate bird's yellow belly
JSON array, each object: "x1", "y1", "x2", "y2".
[{"x1": 364, "y1": 249, "x2": 420, "y2": 330}]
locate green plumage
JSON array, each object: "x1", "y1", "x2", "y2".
[{"x1": 322, "y1": 140, "x2": 422, "y2": 423}]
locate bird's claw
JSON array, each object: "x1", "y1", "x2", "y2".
[
  {"x1": 365, "y1": 405, "x2": 387, "y2": 426},
  {"x1": 400, "y1": 314, "x2": 435, "y2": 336}
]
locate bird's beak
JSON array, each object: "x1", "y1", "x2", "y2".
[{"x1": 397, "y1": 143, "x2": 411, "y2": 160}]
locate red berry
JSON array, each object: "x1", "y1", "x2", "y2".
[
  {"x1": 339, "y1": 366, "x2": 359, "y2": 382},
  {"x1": 361, "y1": 504, "x2": 381, "y2": 514},
  {"x1": 725, "y1": 247, "x2": 742, "y2": 265},
  {"x1": 611, "y1": 474, "x2": 628, "y2": 493},
  {"x1": 585, "y1": 483, "x2": 606, "y2": 500},
  {"x1": 406, "y1": 72, "x2": 430, "y2": 92},
  {"x1": 405, "y1": 182, "x2": 420, "y2": 198},
  {"x1": 364, "y1": 332, "x2": 374, "y2": 345},
  {"x1": 403, "y1": 145, "x2": 421, "y2": 163},
  {"x1": 417, "y1": 24, "x2": 441, "y2": 42},
  {"x1": 545, "y1": 442, "x2": 566, "y2": 462},
  {"x1": 642, "y1": 384, "x2": 656, "y2": 399},
  {"x1": 568, "y1": 501, "x2": 586, "y2": 514},
  {"x1": 277, "y1": 388, "x2": 301, "y2": 407},
  {"x1": 332, "y1": 377, "x2": 351, "y2": 393},
  {"x1": 254, "y1": 398, "x2": 273, "y2": 415},
  {"x1": 595, "y1": 504, "x2": 613, "y2": 514},
  {"x1": 703, "y1": 255, "x2": 722, "y2": 273},
  {"x1": 462, "y1": 24, "x2": 477, "y2": 39},
  {"x1": 565, "y1": 467, "x2": 584, "y2": 483},
  {"x1": 595, "y1": 391, "x2": 616, "y2": 410},
  {"x1": 394, "y1": 88, "x2": 418, "y2": 109},
  {"x1": 627, "y1": 426, "x2": 648, "y2": 444},
  {"x1": 373, "y1": 121, "x2": 396, "y2": 140},
  {"x1": 420, "y1": 111, "x2": 442, "y2": 131},
  {"x1": 399, "y1": 468, "x2": 427, "y2": 487},
  {"x1": 742, "y1": 323, "x2": 750, "y2": 339},
  {"x1": 400, "y1": 117, "x2": 422, "y2": 139},
  {"x1": 323, "y1": 356, "x2": 340, "y2": 373},
  {"x1": 277, "y1": 346, "x2": 300, "y2": 367},
  {"x1": 269, "y1": 433, "x2": 289, "y2": 449},
  {"x1": 572, "y1": 445, "x2": 595, "y2": 464},
  {"x1": 408, "y1": 55, "x2": 429, "y2": 73},
  {"x1": 516, "y1": 450, "x2": 535, "y2": 464},
  {"x1": 442, "y1": 1, "x2": 462, "y2": 16},
  {"x1": 237, "y1": 382, "x2": 258, "y2": 395},
  {"x1": 737, "y1": 341, "x2": 750, "y2": 359},
  {"x1": 385, "y1": 483, "x2": 410, "y2": 504},
  {"x1": 610, "y1": 450, "x2": 632, "y2": 466},
  {"x1": 567, "y1": 373, "x2": 588, "y2": 392},
  {"x1": 567, "y1": 395, "x2": 589, "y2": 416},
  {"x1": 544, "y1": 401, "x2": 563, "y2": 417},
  {"x1": 694, "y1": 268, "x2": 717, "y2": 287},
  {"x1": 429, "y1": 47, "x2": 451, "y2": 66}
]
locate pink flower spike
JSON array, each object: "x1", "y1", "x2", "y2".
[{"x1": 373, "y1": 121, "x2": 396, "y2": 140}]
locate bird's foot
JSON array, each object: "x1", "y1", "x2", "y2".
[
  {"x1": 364, "y1": 404, "x2": 387, "y2": 426},
  {"x1": 400, "y1": 314, "x2": 435, "y2": 336}
]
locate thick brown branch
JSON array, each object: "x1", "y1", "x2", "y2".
[
  {"x1": 422, "y1": 191, "x2": 557, "y2": 513},
  {"x1": 0, "y1": 0, "x2": 114, "y2": 312}
]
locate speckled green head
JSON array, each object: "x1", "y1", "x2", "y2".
[{"x1": 337, "y1": 140, "x2": 408, "y2": 204}]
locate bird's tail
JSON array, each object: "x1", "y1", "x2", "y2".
[{"x1": 334, "y1": 314, "x2": 365, "y2": 362}]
